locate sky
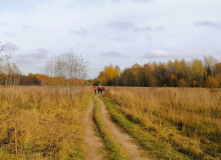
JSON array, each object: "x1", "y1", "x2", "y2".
[{"x1": 1, "y1": 0, "x2": 221, "y2": 79}]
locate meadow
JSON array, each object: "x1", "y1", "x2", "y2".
[
  {"x1": 0, "y1": 86, "x2": 220, "y2": 160},
  {"x1": 0, "y1": 86, "x2": 90, "y2": 160},
  {"x1": 102, "y1": 87, "x2": 221, "y2": 159}
]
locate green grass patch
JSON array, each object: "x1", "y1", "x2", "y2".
[{"x1": 93, "y1": 97, "x2": 129, "y2": 160}]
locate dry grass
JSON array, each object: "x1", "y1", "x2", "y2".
[
  {"x1": 103, "y1": 87, "x2": 221, "y2": 159},
  {"x1": 0, "y1": 86, "x2": 90, "y2": 160}
]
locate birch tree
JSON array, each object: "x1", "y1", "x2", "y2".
[{"x1": 44, "y1": 49, "x2": 88, "y2": 85}]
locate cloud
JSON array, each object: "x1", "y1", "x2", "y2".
[
  {"x1": 131, "y1": 0, "x2": 152, "y2": 2},
  {"x1": 5, "y1": 32, "x2": 17, "y2": 37},
  {"x1": 113, "y1": 35, "x2": 131, "y2": 41},
  {"x1": 109, "y1": 21, "x2": 134, "y2": 30},
  {"x1": 155, "y1": 25, "x2": 166, "y2": 31},
  {"x1": 69, "y1": 27, "x2": 88, "y2": 36},
  {"x1": 142, "y1": 50, "x2": 171, "y2": 59},
  {"x1": 111, "y1": 0, "x2": 152, "y2": 3},
  {"x1": 145, "y1": 36, "x2": 154, "y2": 41},
  {"x1": 111, "y1": 0, "x2": 121, "y2": 2},
  {"x1": 22, "y1": 25, "x2": 30, "y2": 29},
  {"x1": 65, "y1": 5, "x2": 75, "y2": 8},
  {"x1": 0, "y1": 23, "x2": 8, "y2": 26},
  {"x1": 17, "y1": 48, "x2": 48, "y2": 60},
  {"x1": 87, "y1": 45, "x2": 96, "y2": 48},
  {"x1": 134, "y1": 25, "x2": 166, "y2": 32},
  {"x1": 193, "y1": 20, "x2": 221, "y2": 30},
  {"x1": 193, "y1": 20, "x2": 218, "y2": 26},
  {"x1": 109, "y1": 21, "x2": 165, "y2": 32},
  {"x1": 100, "y1": 51, "x2": 126, "y2": 58},
  {"x1": 3, "y1": 42, "x2": 19, "y2": 52}
]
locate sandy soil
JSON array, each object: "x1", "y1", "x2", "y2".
[
  {"x1": 97, "y1": 97, "x2": 150, "y2": 160},
  {"x1": 84, "y1": 97, "x2": 104, "y2": 160}
]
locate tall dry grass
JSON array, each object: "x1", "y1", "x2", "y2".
[
  {"x1": 103, "y1": 87, "x2": 221, "y2": 159},
  {"x1": 0, "y1": 86, "x2": 90, "y2": 160}
]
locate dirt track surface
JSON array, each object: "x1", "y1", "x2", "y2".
[
  {"x1": 84, "y1": 97, "x2": 104, "y2": 160},
  {"x1": 97, "y1": 97, "x2": 150, "y2": 160}
]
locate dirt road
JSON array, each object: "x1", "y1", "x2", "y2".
[
  {"x1": 96, "y1": 97, "x2": 150, "y2": 160},
  {"x1": 84, "y1": 97, "x2": 104, "y2": 160}
]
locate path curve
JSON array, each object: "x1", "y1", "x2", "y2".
[
  {"x1": 84, "y1": 97, "x2": 104, "y2": 160},
  {"x1": 97, "y1": 97, "x2": 150, "y2": 160}
]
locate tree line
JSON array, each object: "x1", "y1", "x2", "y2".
[
  {"x1": 95, "y1": 56, "x2": 221, "y2": 88},
  {"x1": 0, "y1": 44, "x2": 88, "y2": 86}
]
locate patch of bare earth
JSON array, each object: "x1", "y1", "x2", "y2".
[
  {"x1": 84, "y1": 97, "x2": 104, "y2": 160},
  {"x1": 97, "y1": 97, "x2": 150, "y2": 160}
]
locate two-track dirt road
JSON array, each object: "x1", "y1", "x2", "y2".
[
  {"x1": 97, "y1": 97, "x2": 149, "y2": 160},
  {"x1": 84, "y1": 96, "x2": 150, "y2": 160},
  {"x1": 84, "y1": 97, "x2": 104, "y2": 160}
]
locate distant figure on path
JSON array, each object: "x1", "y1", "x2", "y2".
[
  {"x1": 94, "y1": 86, "x2": 97, "y2": 94},
  {"x1": 97, "y1": 86, "x2": 100, "y2": 94},
  {"x1": 100, "y1": 85, "x2": 103, "y2": 94}
]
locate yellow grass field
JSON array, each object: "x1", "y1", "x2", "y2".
[
  {"x1": 0, "y1": 86, "x2": 220, "y2": 159},
  {"x1": 0, "y1": 86, "x2": 90, "y2": 160},
  {"x1": 102, "y1": 87, "x2": 221, "y2": 159}
]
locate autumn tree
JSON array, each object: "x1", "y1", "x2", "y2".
[
  {"x1": 204, "y1": 55, "x2": 218, "y2": 76},
  {"x1": 213, "y1": 63, "x2": 221, "y2": 76},
  {"x1": 45, "y1": 49, "x2": 88, "y2": 85},
  {"x1": 98, "y1": 65, "x2": 119, "y2": 85},
  {"x1": 95, "y1": 57, "x2": 221, "y2": 88},
  {"x1": 44, "y1": 50, "x2": 88, "y2": 96},
  {"x1": 191, "y1": 59, "x2": 205, "y2": 86},
  {"x1": 205, "y1": 76, "x2": 219, "y2": 88},
  {"x1": 0, "y1": 42, "x2": 21, "y2": 85}
]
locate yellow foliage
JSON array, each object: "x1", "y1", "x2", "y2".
[
  {"x1": 98, "y1": 65, "x2": 119, "y2": 84},
  {"x1": 205, "y1": 76, "x2": 219, "y2": 88}
]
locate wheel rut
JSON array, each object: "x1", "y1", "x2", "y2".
[
  {"x1": 84, "y1": 97, "x2": 104, "y2": 160},
  {"x1": 96, "y1": 96, "x2": 150, "y2": 160}
]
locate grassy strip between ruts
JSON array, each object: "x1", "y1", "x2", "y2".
[
  {"x1": 101, "y1": 97, "x2": 190, "y2": 160},
  {"x1": 93, "y1": 97, "x2": 129, "y2": 160}
]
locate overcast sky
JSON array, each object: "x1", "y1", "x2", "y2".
[{"x1": 1, "y1": 0, "x2": 221, "y2": 79}]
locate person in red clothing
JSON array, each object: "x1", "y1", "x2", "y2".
[{"x1": 94, "y1": 86, "x2": 97, "y2": 94}]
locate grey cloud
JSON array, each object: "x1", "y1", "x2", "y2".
[
  {"x1": 87, "y1": 45, "x2": 96, "y2": 48},
  {"x1": 155, "y1": 25, "x2": 166, "y2": 31},
  {"x1": 109, "y1": 21, "x2": 165, "y2": 32},
  {"x1": 69, "y1": 27, "x2": 88, "y2": 36},
  {"x1": 109, "y1": 21, "x2": 134, "y2": 30},
  {"x1": 131, "y1": 0, "x2": 152, "y2": 2},
  {"x1": 193, "y1": 20, "x2": 221, "y2": 30},
  {"x1": 5, "y1": 32, "x2": 17, "y2": 37},
  {"x1": 18, "y1": 48, "x2": 48, "y2": 60},
  {"x1": 0, "y1": 23, "x2": 8, "y2": 26},
  {"x1": 193, "y1": 20, "x2": 218, "y2": 26},
  {"x1": 65, "y1": 5, "x2": 75, "y2": 8},
  {"x1": 134, "y1": 26, "x2": 152, "y2": 32},
  {"x1": 134, "y1": 25, "x2": 166, "y2": 32},
  {"x1": 111, "y1": 0, "x2": 121, "y2": 2},
  {"x1": 145, "y1": 36, "x2": 154, "y2": 41},
  {"x1": 100, "y1": 51, "x2": 125, "y2": 58},
  {"x1": 4, "y1": 42, "x2": 19, "y2": 52},
  {"x1": 141, "y1": 50, "x2": 171, "y2": 59},
  {"x1": 22, "y1": 25, "x2": 30, "y2": 29},
  {"x1": 113, "y1": 35, "x2": 131, "y2": 41},
  {"x1": 112, "y1": 0, "x2": 152, "y2": 2}
]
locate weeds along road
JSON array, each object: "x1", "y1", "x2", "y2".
[
  {"x1": 84, "y1": 97, "x2": 105, "y2": 160},
  {"x1": 90, "y1": 95, "x2": 150, "y2": 160}
]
